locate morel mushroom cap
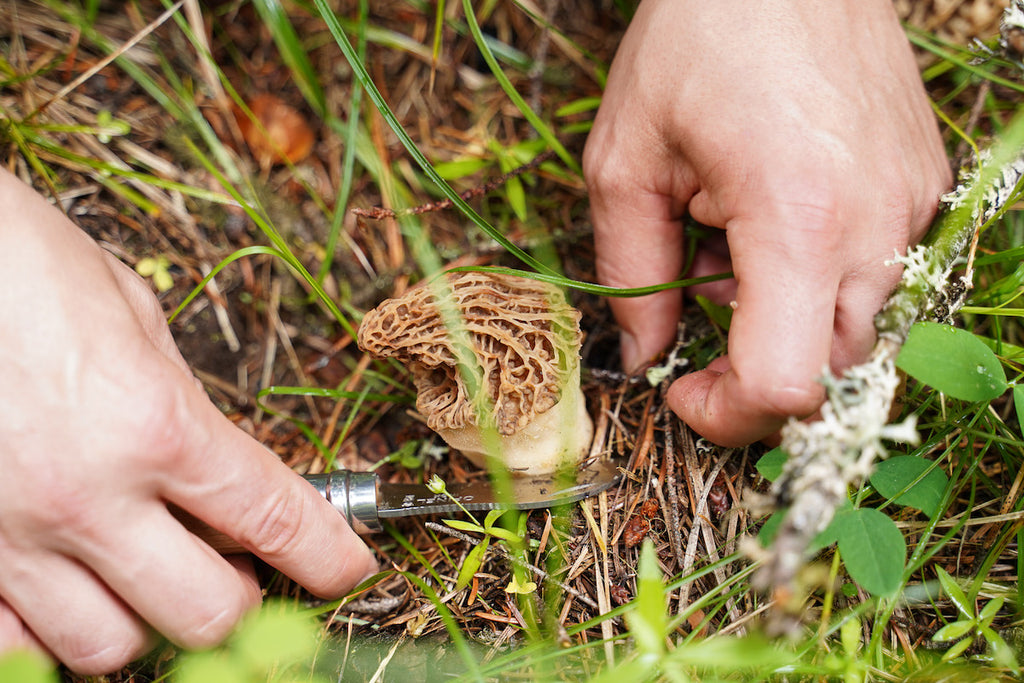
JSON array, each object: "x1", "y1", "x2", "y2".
[{"x1": 357, "y1": 271, "x2": 593, "y2": 475}]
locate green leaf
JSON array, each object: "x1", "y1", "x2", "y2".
[
  {"x1": 870, "y1": 455, "x2": 948, "y2": 518},
  {"x1": 175, "y1": 651, "x2": 247, "y2": 683},
  {"x1": 757, "y1": 510, "x2": 784, "y2": 546},
  {"x1": 434, "y1": 157, "x2": 490, "y2": 179},
  {"x1": 1014, "y1": 384, "x2": 1024, "y2": 433},
  {"x1": 695, "y1": 294, "x2": 733, "y2": 330},
  {"x1": 554, "y1": 96, "x2": 602, "y2": 117},
  {"x1": 933, "y1": 619, "x2": 976, "y2": 643},
  {"x1": 484, "y1": 526, "x2": 525, "y2": 544},
  {"x1": 455, "y1": 535, "x2": 489, "y2": 591},
  {"x1": 758, "y1": 503, "x2": 848, "y2": 555},
  {"x1": 840, "y1": 616, "x2": 861, "y2": 656},
  {"x1": 979, "y1": 596, "x2": 1005, "y2": 628},
  {"x1": 756, "y1": 447, "x2": 788, "y2": 482},
  {"x1": 0, "y1": 651, "x2": 58, "y2": 683},
  {"x1": 505, "y1": 175, "x2": 528, "y2": 222},
  {"x1": 626, "y1": 540, "x2": 667, "y2": 657},
  {"x1": 662, "y1": 633, "x2": 795, "y2": 670},
  {"x1": 443, "y1": 518, "x2": 487, "y2": 535},
  {"x1": 981, "y1": 627, "x2": 1019, "y2": 670},
  {"x1": 936, "y1": 566, "x2": 973, "y2": 619},
  {"x1": 834, "y1": 508, "x2": 906, "y2": 596},
  {"x1": 897, "y1": 322, "x2": 1008, "y2": 402},
  {"x1": 941, "y1": 635, "x2": 974, "y2": 662},
  {"x1": 232, "y1": 601, "x2": 320, "y2": 670},
  {"x1": 484, "y1": 508, "x2": 509, "y2": 529}
]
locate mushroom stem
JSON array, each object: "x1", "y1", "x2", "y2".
[{"x1": 437, "y1": 365, "x2": 593, "y2": 474}]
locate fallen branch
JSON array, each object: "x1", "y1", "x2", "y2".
[{"x1": 752, "y1": 112, "x2": 1024, "y2": 613}]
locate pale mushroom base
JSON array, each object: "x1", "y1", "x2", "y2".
[{"x1": 436, "y1": 384, "x2": 594, "y2": 476}]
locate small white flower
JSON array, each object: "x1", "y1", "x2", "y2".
[{"x1": 426, "y1": 474, "x2": 447, "y2": 495}]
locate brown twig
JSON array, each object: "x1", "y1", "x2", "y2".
[{"x1": 352, "y1": 150, "x2": 557, "y2": 219}]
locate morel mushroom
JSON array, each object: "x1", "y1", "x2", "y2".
[{"x1": 357, "y1": 271, "x2": 593, "y2": 475}]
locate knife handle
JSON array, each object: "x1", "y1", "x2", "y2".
[
  {"x1": 305, "y1": 469, "x2": 382, "y2": 533},
  {"x1": 173, "y1": 470, "x2": 382, "y2": 555}
]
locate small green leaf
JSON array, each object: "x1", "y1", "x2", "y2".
[
  {"x1": 484, "y1": 508, "x2": 509, "y2": 529},
  {"x1": 135, "y1": 255, "x2": 174, "y2": 292},
  {"x1": 484, "y1": 526, "x2": 525, "y2": 544},
  {"x1": 897, "y1": 322, "x2": 1008, "y2": 402},
  {"x1": 626, "y1": 540, "x2": 667, "y2": 657},
  {"x1": 443, "y1": 518, "x2": 486, "y2": 535},
  {"x1": 979, "y1": 596, "x2": 1005, "y2": 627},
  {"x1": 936, "y1": 566, "x2": 973, "y2": 619},
  {"x1": 175, "y1": 651, "x2": 247, "y2": 683},
  {"x1": 455, "y1": 535, "x2": 489, "y2": 591},
  {"x1": 661, "y1": 633, "x2": 795, "y2": 670},
  {"x1": 870, "y1": 456, "x2": 948, "y2": 518},
  {"x1": 756, "y1": 447, "x2": 788, "y2": 482},
  {"x1": 940, "y1": 635, "x2": 974, "y2": 662},
  {"x1": 981, "y1": 627, "x2": 1019, "y2": 670},
  {"x1": 933, "y1": 619, "x2": 976, "y2": 642},
  {"x1": 0, "y1": 651, "x2": 58, "y2": 683},
  {"x1": 232, "y1": 601, "x2": 320, "y2": 670},
  {"x1": 555, "y1": 96, "x2": 602, "y2": 117},
  {"x1": 834, "y1": 508, "x2": 906, "y2": 596},
  {"x1": 758, "y1": 510, "x2": 783, "y2": 546},
  {"x1": 504, "y1": 574, "x2": 537, "y2": 594},
  {"x1": 758, "y1": 503, "x2": 847, "y2": 554},
  {"x1": 505, "y1": 176, "x2": 527, "y2": 222},
  {"x1": 695, "y1": 294, "x2": 733, "y2": 330},
  {"x1": 434, "y1": 157, "x2": 490, "y2": 179},
  {"x1": 840, "y1": 616, "x2": 861, "y2": 656}
]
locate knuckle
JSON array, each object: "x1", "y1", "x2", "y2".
[
  {"x1": 15, "y1": 467, "x2": 99, "y2": 541},
  {"x1": 238, "y1": 486, "x2": 308, "y2": 558},
  {"x1": 177, "y1": 598, "x2": 253, "y2": 651},
  {"x1": 122, "y1": 380, "x2": 193, "y2": 470}
]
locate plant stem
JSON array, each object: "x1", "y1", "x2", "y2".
[{"x1": 756, "y1": 114, "x2": 1024, "y2": 617}]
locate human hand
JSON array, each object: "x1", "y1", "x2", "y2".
[
  {"x1": 583, "y1": 0, "x2": 951, "y2": 446},
  {"x1": 0, "y1": 169, "x2": 376, "y2": 674}
]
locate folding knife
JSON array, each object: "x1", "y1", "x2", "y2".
[
  {"x1": 178, "y1": 460, "x2": 619, "y2": 553},
  {"x1": 310, "y1": 458, "x2": 621, "y2": 532}
]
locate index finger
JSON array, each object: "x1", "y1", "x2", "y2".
[
  {"x1": 586, "y1": 151, "x2": 690, "y2": 371},
  {"x1": 163, "y1": 384, "x2": 376, "y2": 598}
]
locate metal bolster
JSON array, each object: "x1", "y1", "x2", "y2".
[{"x1": 325, "y1": 470, "x2": 382, "y2": 532}]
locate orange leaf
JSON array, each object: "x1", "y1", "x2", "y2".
[{"x1": 234, "y1": 93, "x2": 315, "y2": 167}]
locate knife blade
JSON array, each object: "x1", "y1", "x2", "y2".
[
  {"x1": 177, "y1": 460, "x2": 619, "y2": 553},
  {"x1": 309, "y1": 458, "x2": 621, "y2": 532}
]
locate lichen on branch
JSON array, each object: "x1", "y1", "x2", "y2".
[{"x1": 754, "y1": 113, "x2": 1024, "y2": 606}]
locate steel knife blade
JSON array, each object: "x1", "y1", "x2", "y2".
[
  {"x1": 177, "y1": 460, "x2": 619, "y2": 553},
  {"x1": 306, "y1": 459, "x2": 620, "y2": 532}
]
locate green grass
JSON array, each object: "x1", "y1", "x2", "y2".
[{"x1": 1, "y1": 1, "x2": 1023, "y2": 681}]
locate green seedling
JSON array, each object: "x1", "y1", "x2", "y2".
[{"x1": 932, "y1": 567, "x2": 1017, "y2": 670}]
